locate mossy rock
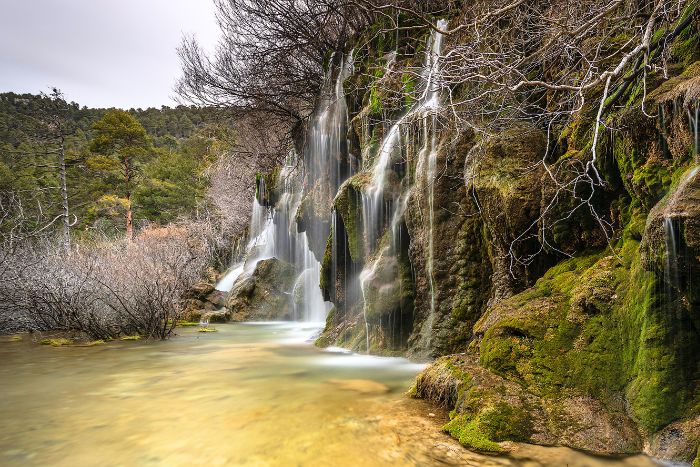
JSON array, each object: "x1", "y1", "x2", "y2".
[
  {"x1": 40, "y1": 338, "x2": 72, "y2": 347},
  {"x1": 468, "y1": 125, "x2": 553, "y2": 300},
  {"x1": 227, "y1": 258, "x2": 297, "y2": 321},
  {"x1": 332, "y1": 174, "x2": 370, "y2": 262},
  {"x1": 120, "y1": 335, "x2": 141, "y2": 341},
  {"x1": 414, "y1": 352, "x2": 642, "y2": 455}
]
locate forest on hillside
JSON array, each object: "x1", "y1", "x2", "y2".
[
  {"x1": 0, "y1": 89, "x2": 278, "y2": 339},
  {"x1": 0, "y1": 91, "x2": 232, "y2": 237}
]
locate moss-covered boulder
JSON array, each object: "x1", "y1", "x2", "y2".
[
  {"x1": 414, "y1": 232, "x2": 699, "y2": 459},
  {"x1": 332, "y1": 173, "x2": 371, "y2": 262},
  {"x1": 226, "y1": 258, "x2": 297, "y2": 321},
  {"x1": 412, "y1": 354, "x2": 641, "y2": 455}
]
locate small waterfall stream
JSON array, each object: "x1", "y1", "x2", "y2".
[
  {"x1": 358, "y1": 19, "x2": 447, "y2": 353},
  {"x1": 663, "y1": 216, "x2": 680, "y2": 316},
  {"x1": 216, "y1": 54, "x2": 356, "y2": 323},
  {"x1": 687, "y1": 100, "x2": 699, "y2": 159}
]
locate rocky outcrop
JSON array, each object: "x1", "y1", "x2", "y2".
[
  {"x1": 182, "y1": 277, "x2": 228, "y2": 321},
  {"x1": 239, "y1": 11, "x2": 700, "y2": 463},
  {"x1": 412, "y1": 354, "x2": 642, "y2": 455},
  {"x1": 226, "y1": 258, "x2": 296, "y2": 321}
]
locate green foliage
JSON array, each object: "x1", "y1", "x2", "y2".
[
  {"x1": 0, "y1": 92, "x2": 231, "y2": 238},
  {"x1": 402, "y1": 74, "x2": 415, "y2": 109}
]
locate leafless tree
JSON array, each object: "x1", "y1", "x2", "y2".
[{"x1": 354, "y1": 0, "x2": 696, "y2": 271}]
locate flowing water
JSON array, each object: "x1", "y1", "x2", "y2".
[
  {"x1": 214, "y1": 153, "x2": 331, "y2": 322},
  {"x1": 357, "y1": 19, "x2": 448, "y2": 354},
  {"x1": 0, "y1": 325, "x2": 662, "y2": 467}
]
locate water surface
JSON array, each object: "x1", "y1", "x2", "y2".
[{"x1": 0, "y1": 323, "x2": 660, "y2": 466}]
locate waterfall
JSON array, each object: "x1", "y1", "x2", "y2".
[
  {"x1": 215, "y1": 178, "x2": 275, "y2": 292},
  {"x1": 358, "y1": 19, "x2": 447, "y2": 353},
  {"x1": 416, "y1": 18, "x2": 447, "y2": 350},
  {"x1": 663, "y1": 217, "x2": 679, "y2": 316},
  {"x1": 304, "y1": 52, "x2": 357, "y2": 254},
  {"x1": 218, "y1": 55, "x2": 356, "y2": 323},
  {"x1": 687, "y1": 100, "x2": 699, "y2": 160}
]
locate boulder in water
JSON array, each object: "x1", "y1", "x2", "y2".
[{"x1": 227, "y1": 258, "x2": 297, "y2": 321}]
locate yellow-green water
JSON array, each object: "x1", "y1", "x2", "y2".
[{"x1": 0, "y1": 323, "x2": 660, "y2": 466}]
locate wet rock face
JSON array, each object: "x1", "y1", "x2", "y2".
[
  {"x1": 406, "y1": 130, "x2": 492, "y2": 358},
  {"x1": 647, "y1": 416, "x2": 700, "y2": 463},
  {"x1": 226, "y1": 258, "x2": 297, "y2": 321},
  {"x1": 634, "y1": 166, "x2": 700, "y2": 432},
  {"x1": 469, "y1": 126, "x2": 549, "y2": 302}
]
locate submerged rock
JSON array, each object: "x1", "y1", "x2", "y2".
[{"x1": 327, "y1": 379, "x2": 391, "y2": 394}]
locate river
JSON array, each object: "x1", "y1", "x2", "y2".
[{"x1": 0, "y1": 323, "x2": 662, "y2": 466}]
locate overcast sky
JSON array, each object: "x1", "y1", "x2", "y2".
[{"x1": 0, "y1": 0, "x2": 220, "y2": 109}]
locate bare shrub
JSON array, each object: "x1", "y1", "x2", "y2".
[{"x1": 0, "y1": 223, "x2": 218, "y2": 339}]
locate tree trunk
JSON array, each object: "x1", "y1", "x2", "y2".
[
  {"x1": 126, "y1": 195, "x2": 133, "y2": 242},
  {"x1": 124, "y1": 156, "x2": 133, "y2": 242},
  {"x1": 58, "y1": 137, "x2": 70, "y2": 249}
]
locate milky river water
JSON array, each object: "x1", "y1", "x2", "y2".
[{"x1": 0, "y1": 323, "x2": 662, "y2": 466}]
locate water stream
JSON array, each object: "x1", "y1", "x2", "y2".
[
  {"x1": 358, "y1": 19, "x2": 448, "y2": 353},
  {"x1": 0, "y1": 326, "x2": 662, "y2": 467}
]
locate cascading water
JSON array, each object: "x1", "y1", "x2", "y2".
[
  {"x1": 663, "y1": 216, "x2": 680, "y2": 315},
  {"x1": 304, "y1": 52, "x2": 357, "y2": 256},
  {"x1": 687, "y1": 100, "x2": 699, "y2": 159},
  {"x1": 217, "y1": 54, "x2": 356, "y2": 323},
  {"x1": 414, "y1": 18, "x2": 447, "y2": 350},
  {"x1": 215, "y1": 178, "x2": 274, "y2": 292},
  {"x1": 358, "y1": 19, "x2": 447, "y2": 353}
]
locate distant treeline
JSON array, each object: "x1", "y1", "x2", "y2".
[{"x1": 0, "y1": 92, "x2": 235, "y2": 239}]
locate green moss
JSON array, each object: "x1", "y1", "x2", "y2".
[
  {"x1": 479, "y1": 252, "x2": 627, "y2": 401},
  {"x1": 40, "y1": 338, "x2": 72, "y2": 347},
  {"x1": 315, "y1": 307, "x2": 336, "y2": 348},
  {"x1": 402, "y1": 73, "x2": 415, "y2": 109},
  {"x1": 320, "y1": 231, "x2": 333, "y2": 296},
  {"x1": 120, "y1": 335, "x2": 142, "y2": 341},
  {"x1": 477, "y1": 227, "x2": 698, "y2": 433},
  {"x1": 198, "y1": 327, "x2": 217, "y2": 333},
  {"x1": 443, "y1": 415, "x2": 503, "y2": 453},
  {"x1": 333, "y1": 176, "x2": 369, "y2": 261},
  {"x1": 443, "y1": 402, "x2": 530, "y2": 454},
  {"x1": 176, "y1": 321, "x2": 200, "y2": 327},
  {"x1": 670, "y1": 5, "x2": 700, "y2": 67},
  {"x1": 692, "y1": 445, "x2": 700, "y2": 467},
  {"x1": 622, "y1": 256, "x2": 685, "y2": 432},
  {"x1": 255, "y1": 166, "x2": 280, "y2": 206}
]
